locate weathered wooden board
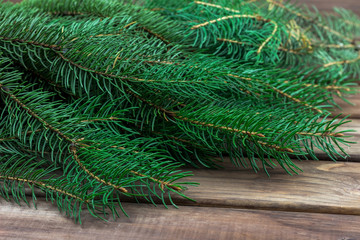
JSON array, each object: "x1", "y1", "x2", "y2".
[
  {"x1": 146, "y1": 161, "x2": 360, "y2": 216},
  {"x1": 15, "y1": 161, "x2": 360, "y2": 216},
  {"x1": 298, "y1": 0, "x2": 360, "y2": 14},
  {"x1": 314, "y1": 118, "x2": 360, "y2": 160},
  {"x1": 3, "y1": 161, "x2": 360, "y2": 220},
  {"x1": 1, "y1": 0, "x2": 359, "y2": 239},
  {"x1": 1, "y1": 200, "x2": 360, "y2": 240},
  {"x1": 332, "y1": 94, "x2": 360, "y2": 119},
  {"x1": 338, "y1": 118, "x2": 360, "y2": 129}
]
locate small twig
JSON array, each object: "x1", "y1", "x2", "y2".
[
  {"x1": 191, "y1": 14, "x2": 271, "y2": 30},
  {"x1": 194, "y1": 1, "x2": 257, "y2": 12},
  {"x1": 194, "y1": 1, "x2": 241, "y2": 13},
  {"x1": 70, "y1": 145, "x2": 128, "y2": 193},
  {"x1": 127, "y1": 89, "x2": 296, "y2": 153},
  {"x1": 217, "y1": 38, "x2": 305, "y2": 55},
  {"x1": 129, "y1": 170, "x2": 182, "y2": 191},
  {"x1": 0, "y1": 36, "x2": 61, "y2": 51},
  {"x1": 265, "y1": 0, "x2": 353, "y2": 42},
  {"x1": 228, "y1": 75, "x2": 323, "y2": 113},
  {"x1": 191, "y1": 14, "x2": 277, "y2": 54},
  {"x1": 0, "y1": 84, "x2": 74, "y2": 143},
  {"x1": 80, "y1": 116, "x2": 119, "y2": 123},
  {"x1": 323, "y1": 53, "x2": 360, "y2": 68},
  {"x1": 0, "y1": 129, "x2": 43, "y2": 142},
  {"x1": 0, "y1": 175, "x2": 89, "y2": 203},
  {"x1": 296, "y1": 131, "x2": 344, "y2": 137}
]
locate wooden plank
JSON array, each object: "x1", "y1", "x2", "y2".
[
  {"x1": 5, "y1": 162, "x2": 360, "y2": 216},
  {"x1": 5, "y1": 161, "x2": 360, "y2": 216},
  {"x1": 149, "y1": 161, "x2": 360, "y2": 215},
  {"x1": 337, "y1": 118, "x2": 360, "y2": 129},
  {"x1": 332, "y1": 93, "x2": 360, "y2": 119},
  {"x1": 0, "y1": 0, "x2": 359, "y2": 238},
  {"x1": 1, "y1": 200, "x2": 360, "y2": 240},
  {"x1": 315, "y1": 142, "x2": 360, "y2": 161},
  {"x1": 298, "y1": 0, "x2": 360, "y2": 14},
  {"x1": 314, "y1": 118, "x2": 360, "y2": 161}
]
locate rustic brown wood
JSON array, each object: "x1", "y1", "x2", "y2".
[
  {"x1": 1, "y1": 0, "x2": 359, "y2": 239},
  {"x1": 4, "y1": 161, "x2": 360, "y2": 217},
  {"x1": 22, "y1": 161, "x2": 360, "y2": 216},
  {"x1": 313, "y1": 118, "x2": 360, "y2": 160},
  {"x1": 160, "y1": 161, "x2": 360, "y2": 215},
  {"x1": 338, "y1": 118, "x2": 360, "y2": 130},
  {"x1": 1, "y1": 200, "x2": 360, "y2": 240},
  {"x1": 332, "y1": 93, "x2": 360, "y2": 119},
  {"x1": 298, "y1": 0, "x2": 360, "y2": 14},
  {"x1": 315, "y1": 140, "x2": 360, "y2": 161}
]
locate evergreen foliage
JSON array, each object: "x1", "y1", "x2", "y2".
[{"x1": 0, "y1": 0, "x2": 358, "y2": 222}]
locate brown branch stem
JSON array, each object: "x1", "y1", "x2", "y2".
[
  {"x1": 0, "y1": 175, "x2": 89, "y2": 203},
  {"x1": 228, "y1": 75, "x2": 323, "y2": 113},
  {"x1": 80, "y1": 116, "x2": 119, "y2": 123},
  {"x1": 75, "y1": 140, "x2": 183, "y2": 192},
  {"x1": 191, "y1": 14, "x2": 277, "y2": 54},
  {"x1": 0, "y1": 84, "x2": 74, "y2": 143},
  {"x1": 217, "y1": 38, "x2": 306, "y2": 55},
  {"x1": 127, "y1": 89, "x2": 296, "y2": 153},
  {"x1": 0, "y1": 36, "x2": 61, "y2": 51},
  {"x1": 265, "y1": 0, "x2": 353, "y2": 42},
  {"x1": 323, "y1": 53, "x2": 360, "y2": 68},
  {"x1": 70, "y1": 145, "x2": 128, "y2": 193},
  {"x1": 129, "y1": 170, "x2": 182, "y2": 191},
  {"x1": 0, "y1": 129, "x2": 43, "y2": 142}
]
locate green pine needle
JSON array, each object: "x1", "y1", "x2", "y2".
[{"x1": 0, "y1": 0, "x2": 358, "y2": 222}]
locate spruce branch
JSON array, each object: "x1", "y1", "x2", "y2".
[
  {"x1": 217, "y1": 38, "x2": 307, "y2": 55},
  {"x1": 70, "y1": 144, "x2": 128, "y2": 193},
  {"x1": 0, "y1": 83, "x2": 126, "y2": 191},
  {"x1": 0, "y1": 175, "x2": 90, "y2": 204},
  {"x1": 228, "y1": 74, "x2": 324, "y2": 113},
  {"x1": 0, "y1": 0, "x2": 357, "y2": 222},
  {"x1": 0, "y1": 70, "x2": 191, "y2": 201},
  {"x1": 255, "y1": 0, "x2": 353, "y2": 42},
  {"x1": 127, "y1": 88, "x2": 299, "y2": 154},
  {"x1": 0, "y1": 83, "x2": 74, "y2": 143},
  {"x1": 323, "y1": 52, "x2": 360, "y2": 68},
  {"x1": 190, "y1": 14, "x2": 278, "y2": 54}
]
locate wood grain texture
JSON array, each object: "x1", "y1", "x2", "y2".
[
  {"x1": 0, "y1": 0, "x2": 359, "y2": 239},
  {"x1": 119, "y1": 161, "x2": 359, "y2": 216},
  {"x1": 1, "y1": 200, "x2": 360, "y2": 240},
  {"x1": 20, "y1": 161, "x2": 360, "y2": 215},
  {"x1": 298, "y1": 0, "x2": 360, "y2": 14},
  {"x1": 332, "y1": 94, "x2": 360, "y2": 119},
  {"x1": 314, "y1": 118, "x2": 360, "y2": 160}
]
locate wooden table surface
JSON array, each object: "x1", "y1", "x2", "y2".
[{"x1": 1, "y1": 0, "x2": 360, "y2": 239}]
